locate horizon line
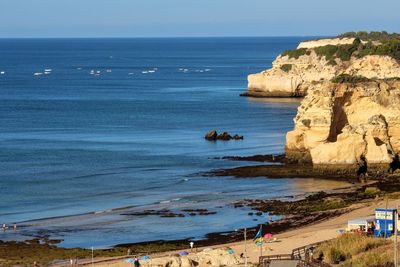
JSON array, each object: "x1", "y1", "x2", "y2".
[{"x1": 0, "y1": 34, "x2": 333, "y2": 40}]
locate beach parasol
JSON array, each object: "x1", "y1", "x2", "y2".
[
  {"x1": 140, "y1": 256, "x2": 150, "y2": 260},
  {"x1": 226, "y1": 249, "x2": 234, "y2": 254},
  {"x1": 179, "y1": 251, "x2": 189, "y2": 256},
  {"x1": 125, "y1": 258, "x2": 135, "y2": 263},
  {"x1": 264, "y1": 233, "x2": 273, "y2": 239}
]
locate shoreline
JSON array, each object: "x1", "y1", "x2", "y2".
[
  {"x1": 3, "y1": 154, "x2": 399, "y2": 266},
  {"x1": 0, "y1": 178, "x2": 386, "y2": 266},
  {"x1": 55, "y1": 196, "x2": 400, "y2": 267}
]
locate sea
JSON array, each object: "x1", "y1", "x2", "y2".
[{"x1": 0, "y1": 37, "x2": 348, "y2": 248}]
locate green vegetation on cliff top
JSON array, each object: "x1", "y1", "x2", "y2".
[
  {"x1": 338, "y1": 31, "x2": 400, "y2": 42},
  {"x1": 331, "y1": 74, "x2": 400, "y2": 83},
  {"x1": 281, "y1": 31, "x2": 400, "y2": 62}
]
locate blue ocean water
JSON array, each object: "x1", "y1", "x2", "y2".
[{"x1": 0, "y1": 37, "x2": 349, "y2": 248}]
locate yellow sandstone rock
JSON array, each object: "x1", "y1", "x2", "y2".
[{"x1": 285, "y1": 80, "x2": 400, "y2": 172}]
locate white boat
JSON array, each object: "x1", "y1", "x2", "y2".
[
  {"x1": 0, "y1": 71, "x2": 5, "y2": 75},
  {"x1": 44, "y1": 69, "x2": 52, "y2": 72},
  {"x1": 106, "y1": 69, "x2": 112, "y2": 73},
  {"x1": 34, "y1": 72, "x2": 43, "y2": 76}
]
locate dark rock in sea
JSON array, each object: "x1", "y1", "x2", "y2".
[
  {"x1": 205, "y1": 130, "x2": 218, "y2": 141},
  {"x1": 181, "y1": 209, "x2": 208, "y2": 213},
  {"x1": 248, "y1": 212, "x2": 254, "y2": 216},
  {"x1": 160, "y1": 213, "x2": 185, "y2": 218},
  {"x1": 232, "y1": 134, "x2": 243, "y2": 140},
  {"x1": 205, "y1": 130, "x2": 243, "y2": 141},
  {"x1": 217, "y1": 132, "x2": 232, "y2": 141},
  {"x1": 180, "y1": 209, "x2": 216, "y2": 216},
  {"x1": 256, "y1": 212, "x2": 263, "y2": 216}
]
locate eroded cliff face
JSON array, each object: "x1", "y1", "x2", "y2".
[
  {"x1": 285, "y1": 80, "x2": 400, "y2": 173},
  {"x1": 246, "y1": 39, "x2": 400, "y2": 97}
]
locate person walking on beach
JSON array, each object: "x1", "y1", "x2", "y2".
[
  {"x1": 13, "y1": 223, "x2": 17, "y2": 231},
  {"x1": 134, "y1": 256, "x2": 140, "y2": 267}
]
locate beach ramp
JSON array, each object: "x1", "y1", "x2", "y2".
[{"x1": 269, "y1": 260, "x2": 299, "y2": 267}]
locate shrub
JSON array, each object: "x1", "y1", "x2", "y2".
[
  {"x1": 280, "y1": 64, "x2": 292, "y2": 72},
  {"x1": 315, "y1": 233, "x2": 388, "y2": 264},
  {"x1": 337, "y1": 31, "x2": 400, "y2": 42},
  {"x1": 345, "y1": 247, "x2": 392, "y2": 267},
  {"x1": 357, "y1": 39, "x2": 400, "y2": 61},
  {"x1": 314, "y1": 45, "x2": 338, "y2": 61},
  {"x1": 364, "y1": 187, "x2": 381, "y2": 197},
  {"x1": 281, "y1": 48, "x2": 308, "y2": 59},
  {"x1": 336, "y1": 46, "x2": 352, "y2": 61},
  {"x1": 330, "y1": 247, "x2": 346, "y2": 263},
  {"x1": 331, "y1": 74, "x2": 370, "y2": 83},
  {"x1": 327, "y1": 59, "x2": 337, "y2": 66}
]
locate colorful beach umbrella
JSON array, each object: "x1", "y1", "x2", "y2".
[
  {"x1": 179, "y1": 251, "x2": 189, "y2": 256},
  {"x1": 125, "y1": 258, "x2": 135, "y2": 263},
  {"x1": 141, "y1": 256, "x2": 150, "y2": 260},
  {"x1": 264, "y1": 233, "x2": 273, "y2": 239}
]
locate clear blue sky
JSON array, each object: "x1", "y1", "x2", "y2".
[{"x1": 1, "y1": 0, "x2": 399, "y2": 38}]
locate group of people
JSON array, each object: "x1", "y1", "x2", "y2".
[{"x1": 2, "y1": 223, "x2": 17, "y2": 232}]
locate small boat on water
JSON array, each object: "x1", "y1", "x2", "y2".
[
  {"x1": 34, "y1": 72, "x2": 43, "y2": 76},
  {"x1": 0, "y1": 71, "x2": 5, "y2": 75}
]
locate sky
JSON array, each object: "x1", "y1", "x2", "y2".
[{"x1": 0, "y1": 0, "x2": 399, "y2": 38}]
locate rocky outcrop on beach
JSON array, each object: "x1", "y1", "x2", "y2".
[
  {"x1": 245, "y1": 37, "x2": 400, "y2": 97},
  {"x1": 285, "y1": 79, "x2": 400, "y2": 173},
  {"x1": 141, "y1": 248, "x2": 242, "y2": 267}
]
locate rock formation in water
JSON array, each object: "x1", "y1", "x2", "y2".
[
  {"x1": 204, "y1": 130, "x2": 243, "y2": 141},
  {"x1": 285, "y1": 79, "x2": 400, "y2": 174},
  {"x1": 245, "y1": 34, "x2": 400, "y2": 97}
]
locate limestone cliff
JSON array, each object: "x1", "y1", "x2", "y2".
[
  {"x1": 285, "y1": 80, "x2": 400, "y2": 173},
  {"x1": 246, "y1": 38, "x2": 400, "y2": 97}
]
